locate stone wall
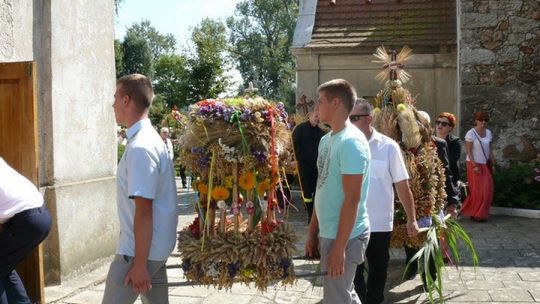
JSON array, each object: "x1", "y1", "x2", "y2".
[{"x1": 459, "y1": 0, "x2": 540, "y2": 163}]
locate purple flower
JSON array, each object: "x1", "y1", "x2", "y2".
[
  {"x1": 417, "y1": 216, "x2": 432, "y2": 228},
  {"x1": 228, "y1": 262, "x2": 240, "y2": 278},
  {"x1": 252, "y1": 150, "x2": 267, "y2": 164}
]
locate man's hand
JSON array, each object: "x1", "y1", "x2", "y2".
[
  {"x1": 326, "y1": 247, "x2": 345, "y2": 277},
  {"x1": 406, "y1": 220, "x2": 420, "y2": 237},
  {"x1": 305, "y1": 232, "x2": 320, "y2": 259},
  {"x1": 124, "y1": 263, "x2": 152, "y2": 294},
  {"x1": 446, "y1": 204, "x2": 458, "y2": 219}
]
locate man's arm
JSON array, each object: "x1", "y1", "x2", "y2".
[
  {"x1": 394, "y1": 180, "x2": 419, "y2": 236},
  {"x1": 124, "y1": 197, "x2": 153, "y2": 294},
  {"x1": 305, "y1": 206, "x2": 320, "y2": 258},
  {"x1": 326, "y1": 174, "x2": 363, "y2": 277}
]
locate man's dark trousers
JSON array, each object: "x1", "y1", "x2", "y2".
[
  {"x1": 354, "y1": 231, "x2": 391, "y2": 304},
  {"x1": 0, "y1": 206, "x2": 51, "y2": 304}
]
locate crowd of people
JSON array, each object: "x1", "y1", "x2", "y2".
[{"x1": 0, "y1": 74, "x2": 496, "y2": 304}]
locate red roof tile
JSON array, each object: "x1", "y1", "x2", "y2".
[{"x1": 306, "y1": 0, "x2": 456, "y2": 53}]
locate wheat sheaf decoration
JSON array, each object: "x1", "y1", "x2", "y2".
[{"x1": 373, "y1": 45, "x2": 413, "y2": 85}]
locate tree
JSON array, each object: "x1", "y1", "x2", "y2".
[
  {"x1": 189, "y1": 18, "x2": 229, "y2": 102},
  {"x1": 114, "y1": 39, "x2": 124, "y2": 78},
  {"x1": 227, "y1": 0, "x2": 298, "y2": 105},
  {"x1": 121, "y1": 32, "x2": 154, "y2": 78},
  {"x1": 114, "y1": 0, "x2": 124, "y2": 14},
  {"x1": 148, "y1": 94, "x2": 167, "y2": 127},
  {"x1": 125, "y1": 20, "x2": 176, "y2": 60},
  {"x1": 154, "y1": 54, "x2": 190, "y2": 108}
]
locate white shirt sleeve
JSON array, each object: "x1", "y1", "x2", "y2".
[
  {"x1": 465, "y1": 129, "x2": 475, "y2": 142},
  {"x1": 388, "y1": 141, "x2": 409, "y2": 183},
  {"x1": 126, "y1": 146, "x2": 160, "y2": 200}
]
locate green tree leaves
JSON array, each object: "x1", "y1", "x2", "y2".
[
  {"x1": 189, "y1": 18, "x2": 229, "y2": 103},
  {"x1": 125, "y1": 20, "x2": 176, "y2": 60},
  {"x1": 227, "y1": 0, "x2": 298, "y2": 107},
  {"x1": 114, "y1": 0, "x2": 299, "y2": 113},
  {"x1": 154, "y1": 54, "x2": 189, "y2": 108},
  {"x1": 121, "y1": 32, "x2": 154, "y2": 77}
]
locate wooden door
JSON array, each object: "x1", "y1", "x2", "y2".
[{"x1": 0, "y1": 61, "x2": 44, "y2": 303}]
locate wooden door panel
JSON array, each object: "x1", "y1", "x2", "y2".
[{"x1": 0, "y1": 61, "x2": 44, "y2": 303}]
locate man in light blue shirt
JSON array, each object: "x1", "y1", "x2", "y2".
[
  {"x1": 103, "y1": 74, "x2": 178, "y2": 304},
  {"x1": 305, "y1": 79, "x2": 370, "y2": 304}
]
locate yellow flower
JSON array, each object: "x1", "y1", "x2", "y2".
[
  {"x1": 257, "y1": 179, "x2": 270, "y2": 196},
  {"x1": 211, "y1": 186, "x2": 230, "y2": 201},
  {"x1": 239, "y1": 171, "x2": 256, "y2": 190},
  {"x1": 397, "y1": 103, "x2": 407, "y2": 112},
  {"x1": 224, "y1": 176, "x2": 233, "y2": 189},
  {"x1": 197, "y1": 182, "x2": 208, "y2": 194}
]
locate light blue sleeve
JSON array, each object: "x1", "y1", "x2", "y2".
[
  {"x1": 340, "y1": 137, "x2": 369, "y2": 175},
  {"x1": 126, "y1": 146, "x2": 160, "y2": 200}
]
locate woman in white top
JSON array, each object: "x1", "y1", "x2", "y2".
[{"x1": 460, "y1": 111, "x2": 495, "y2": 222}]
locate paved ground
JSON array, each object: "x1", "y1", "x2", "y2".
[{"x1": 45, "y1": 182, "x2": 540, "y2": 303}]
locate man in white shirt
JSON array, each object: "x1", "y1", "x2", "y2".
[
  {"x1": 350, "y1": 99, "x2": 419, "y2": 304},
  {"x1": 103, "y1": 74, "x2": 178, "y2": 304},
  {"x1": 0, "y1": 157, "x2": 51, "y2": 303},
  {"x1": 159, "y1": 127, "x2": 174, "y2": 161}
]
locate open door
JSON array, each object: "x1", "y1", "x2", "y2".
[{"x1": 0, "y1": 61, "x2": 44, "y2": 303}]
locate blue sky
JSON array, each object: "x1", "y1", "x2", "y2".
[{"x1": 115, "y1": 0, "x2": 243, "y2": 45}]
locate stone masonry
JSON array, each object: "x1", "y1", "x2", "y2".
[{"x1": 459, "y1": 0, "x2": 540, "y2": 164}]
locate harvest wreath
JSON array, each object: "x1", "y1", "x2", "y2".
[{"x1": 176, "y1": 96, "x2": 298, "y2": 291}]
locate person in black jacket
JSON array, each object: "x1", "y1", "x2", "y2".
[
  {"x1": 292, "y1": 109, "x2": 326, "y2": 223},
  {"x1": 436, "y1": 112, "x2": 461, "y2": 186}
]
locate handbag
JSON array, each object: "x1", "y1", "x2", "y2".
[{"x1": 472, "y1": 129, "x2": 493, "y2": 175}]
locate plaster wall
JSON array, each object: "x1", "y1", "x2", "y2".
[
  {"x1": 294, "y1": 50, "x2": 458, "y2": 123},
  {"x1": 0, "y1": 0, "x2": 33, "y2": 61},
  {"x1": 0, "y1": 0, "x2": 118, "y2": 283}
]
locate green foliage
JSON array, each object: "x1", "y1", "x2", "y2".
[
  {"x1": 114, "y1": 39, "x2": 124, "y2": 78},
  {"x1": 226, "y1": 0, "x2": 298, "y2": 106},
  {"x1": 493, "y1": 162, "x2": 540, "y2": 210},
  {"x1": 122, "y1": 32, "x2": 154, "y2": 78},
  {"x1": 148, "y1": 94, "x2": 167, "y2": 127},
  {"x1": 406, "y1": 218, "x2": 478, "y2": 303},
  {"x1": 154, "y1": 54, "x2": 190, "y2": 108},
  {"x1": 117, "y1": 143, "x2": 125, "y2": 163},
  {"x1": 189, "y1": 18, "x2": 229, "y2": 103},
  {"x1": 125, "y1": 20, "x2": 176, "y2": 60}
]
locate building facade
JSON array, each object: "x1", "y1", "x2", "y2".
[{"x1": 293, "y1": 0, "x2": 540, "y2": 163}]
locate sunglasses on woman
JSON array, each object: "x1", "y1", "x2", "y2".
[
  {"x1": 349, "y1": 114, "x2": 370, "y2": 122},
  {"x1": 435, "y1": 120, "x2": 450, "y2": 127}
]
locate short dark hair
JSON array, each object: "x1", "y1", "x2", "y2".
[
  {"x1": 317, "y1": 79, "x2": 357, "y2": 112},
  {"x1": 116, "y1": 74, "x2": 154, "y2": 111}
]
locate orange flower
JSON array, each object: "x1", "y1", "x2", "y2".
[
  {"x1": 239, "y1": 171, "x2": 256, "y2": 190},
  {"x1": 257, "y1": 179, "x2": 270, "y2": 196},
  {"x1": 211, "y1": 186, "x2": 230, "y2": 201},
  {"x1": 197, "y1": 182, "x2": 208, "y2": 194}
]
